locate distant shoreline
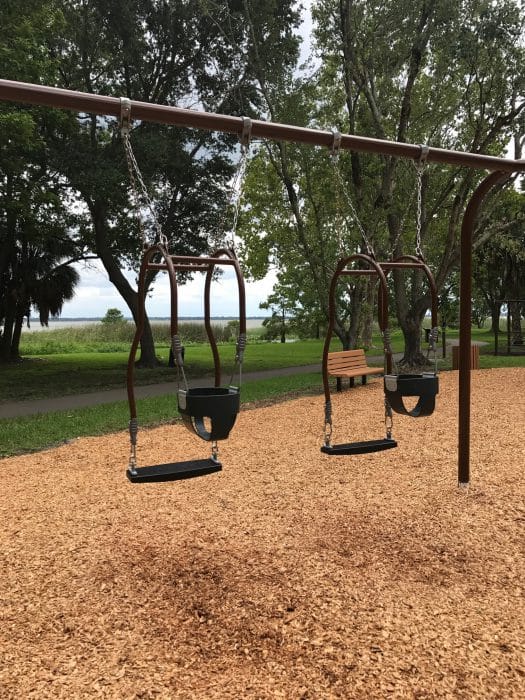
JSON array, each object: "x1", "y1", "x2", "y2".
[
  {"x1": 29, "y1": 316, "x2": 269, "y2": 322},
  {"x1": 24, "y1": 317, "x2": 267, "y2": 333}
]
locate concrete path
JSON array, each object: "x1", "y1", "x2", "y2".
[
  {"x1": 0, "y1": 342, "x2": 481, "y2": 420},
  {"x1": 0, "y1": 363, "x2": 323, "y2": 419}
]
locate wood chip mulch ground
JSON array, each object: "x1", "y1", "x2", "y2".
[{"x1": 0, "y1": 368, "x2": 524, "y2": 699}]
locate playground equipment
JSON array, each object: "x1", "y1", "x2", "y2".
[
  {"x1": 321, "y1": 254, "x2": 397, "y2": 455},
  {"x1": 120, "y1": 99, "x2": 250, "y2": 482},
  {"x1": 381, "y1": 254, "x2": 439, "y2": 418},
  {"x1": 1, "y1": 79, "x2": 523, "y2": 486},
  {"x1": 322, "y1": 136, "x2": 439, "y2": 455}
]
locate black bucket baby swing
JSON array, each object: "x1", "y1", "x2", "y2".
[
  {"x1": 321, "y1": 134, "x2": 440, "y2": 456},
  {"x1": 120, "y1": 98, "x2": 251, "y2": 483}
]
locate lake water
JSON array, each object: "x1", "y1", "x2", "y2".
[{"x1": 23, "y1": 318, "x2": 266, "y2": 333}]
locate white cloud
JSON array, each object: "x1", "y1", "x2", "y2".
[{"x1": 60, "y1": 260, "x2": 276, "y2": 318}]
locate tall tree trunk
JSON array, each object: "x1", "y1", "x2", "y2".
[
  {"x1": 10, "y1": 310, "x2": 24, "y2": 360},
  {"x1": 333, "y1": 283, "x2": 363, "y2": 350},
  {"x1": 90, "y1": 201, "x2": 160, "y2": 368},
  {"x1": 489, "y1": 301, "x2": 502, "y2": 334},
  {"x1": 358, "y1": 279, "x2": 376, "y2": 349},
  {"x1": 510, "y1": 301, "x2": 523, "y2": 345},
  {"x1": 0, "y1": 298, "x2": 16, "y2": 362},
  {"x1": 397, "y1": 294, "x2": 430, "y2": 368}
]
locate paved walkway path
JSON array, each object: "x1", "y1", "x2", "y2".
[
  {"x1": 0, "y1": 362, "x2": 326, "y2": 419},
  {"x1": 0, "y1": 341, "x2": 486, "y2": 420}
]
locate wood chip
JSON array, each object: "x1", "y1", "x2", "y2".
[{"x1": 0, "y1": 368, "x2": 524, "y2": 698}]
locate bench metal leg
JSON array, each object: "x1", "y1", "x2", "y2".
[
  {"x1": 336, "y1": 377, "x2": 342, "y2": 392},
  {"x1": 362, "y1": 375, "x2": 367, "y2": 385},
  {"x1": 350, "y1": 377, "x2": 355, "y2": 388}
]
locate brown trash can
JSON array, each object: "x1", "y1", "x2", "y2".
[{"x1": 452, "y1": 344, "x2": 480, "y2": 369}]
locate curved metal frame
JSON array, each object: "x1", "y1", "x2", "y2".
[
  {"x1": 127, "y1": 245, "x2": 246, "y2": 424},
  {"x1": 322, "y1": 253, "x2": 391, "y2": 410},
  {"x1": 379, "y1": 254, "x2": 440, "y2": 418}
]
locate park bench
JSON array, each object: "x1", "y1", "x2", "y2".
[{"x1": 327, "y1": 348, "x2": 384, "y2": 391}]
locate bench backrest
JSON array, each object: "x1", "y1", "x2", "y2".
[{"x1": 327, "y1": 348, "x2": 368, "y2": 372}]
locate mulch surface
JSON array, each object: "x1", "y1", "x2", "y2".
[{"x1": 1, "y1": 368, "x2": 524, "y2": 699}]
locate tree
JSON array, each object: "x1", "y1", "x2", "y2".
[
  {"x1": 101, "y1": 308, "x2": 125, "y2": 324},
  {"x1": 241, "y1": 0, "x2": 525, "y2": 365},
  {"x1": 315, "y1": 0, "x2": 524, "y2": 365},
  {"x1": 0, "y1": 0, "x2": 84, "y2": 361},
  {"x1": 473, "y1": 189, "x2": 525, "y2": 334},
  {"x1": 44, "y1": 0, "x2": 301, "y2": 366}
]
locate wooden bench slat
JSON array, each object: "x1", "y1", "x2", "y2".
[
  {"x1": 326, "y1": 348, "x2": 384, "y2": 385},
  {"x1": 334, "y1": 367, "x2": 383, "y2": 376},
  {"x1": 328, "y1": 358, "x2": 372, "y2": 368},
  {"x1": 327, "y1": 349, "x2": 366, "y2": 358}
]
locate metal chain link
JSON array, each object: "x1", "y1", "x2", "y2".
[
  {"x1": 412, "y1": 145, "x2": 429, "y2": 258},
  {"x1": 228, "y1": 144, "x2": 249, "y2": 250},
  {"x1": 391, "y1": 174, "x2": 419, "y2": 257},
  {"x1": 120, "y1": 97, "x2": 167, "y2": 248},
  {"x1": 212, "y1": 117, "x2": 252, "y2": 251},
  {"x1": 330, "y1": 130, "x2": 346, "y2": 257},
  {"x1": 324, "y1": 400, "x2": 333, "y2": 446},
  {"x1": 122, "y1": 132, "x2": 167, "y2": 248},
  {"x1": 331, "y1": 146, "x2": 375, "y2": 257}
]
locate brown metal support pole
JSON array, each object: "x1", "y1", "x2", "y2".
[{"x1": 458, "y1": 171, "x2": 511, "y2": 486}]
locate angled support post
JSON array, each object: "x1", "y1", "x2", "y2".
[{"x1": 458, "y1": 170, "x2": 513, "y2": 487}]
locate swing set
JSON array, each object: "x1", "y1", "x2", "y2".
[
  {"x1": 322, "y1": 134, "x2": 439, "y2": 455},
  {"x1": 0, "y1": 78, "x2": 523, "y2": 486},
  {"x1": 121, "y1": 101, "x2": 251, "y2": 482}
]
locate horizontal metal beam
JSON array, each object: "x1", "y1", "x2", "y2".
[{"x1": 1, "y1": 79, "x2": 524, "y2": 173}]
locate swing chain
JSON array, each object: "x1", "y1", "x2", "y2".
[
  {"x1": 221, "y1": 117, "x2": 252, "y2": 251},
  {"x1": 211, "y1": 440, "x2": 219, "y2": 463},
  {"x1": 384, "y1": 398, "x2": 393, "y2": 440},
  {"x1": 228, "y1": 332, "x2": 247, "y2": 388},
  {"x1": 413, "y1": 144, "x2": 429, "y2": 259},
  {"x1": 330, "y1": 130, "x2": 346, "y2": 257},
  {"x1": 330, "y1": 129, "x2": 375, "y2": 258},
  {"x1": 128, "y1": 417, "x2": 138, "y2": 473},
  {"x1": 171, "y1": 333, "x2": 189, "y2": 392},
  {"x1": 324, "y1": 400, "x2": 333, "y2": 446},
  {"x1": 120, "y1": 97, "x2": 167, "y2": 249}
]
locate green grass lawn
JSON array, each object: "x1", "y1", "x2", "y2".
[
  {"x1": 1, "y1": 323, "x2": 523, "y2": 458},
  {"x1": 0, "y1": 371, "x2": 323, "y2": 458},
  {"x1": 0, "y1": 334, "x2": 401, "y2": 403}
]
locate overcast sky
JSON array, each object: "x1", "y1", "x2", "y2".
[{"x1": 59, "y1": 4, "x2": 314, "y2": 319}]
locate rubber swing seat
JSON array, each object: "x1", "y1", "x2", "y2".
[
  {"x1": 178, "y1": 387, "x2": 240, "y2": 441},
  {"x1": 127, "y1": 458, "x2": 222, "y2": 483},
  {"x1": 321, "y1": 438, "x2": 397, "y2": 456},
  {"x1": 384, "y1": 373, "x2": 438, "y2": 418}
]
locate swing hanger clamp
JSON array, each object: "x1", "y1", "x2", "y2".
[
  {"x1": 417, "y1": 144, "x2": 430, "y2": 166},
  {"x1": 120, "y1": 97, "x2": 132, "y2": 136},
  {"x1": 239, "y1": 116, "x2": 252, "y2": 149},
  {"x1": 330, "y1": 129, "x2": 342, "y2": 159}
]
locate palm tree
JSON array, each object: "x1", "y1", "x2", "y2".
[{"x1": 0, "y1": 235, "x2": 81, "y2": 362}]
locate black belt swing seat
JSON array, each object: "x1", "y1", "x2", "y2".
[
  {"x1": 126, "y1": 245, "x2": 247, "y2": 483},
  {"x1": 380, "y1": 255, "x2": 439, "y2": 419},
  {"x1": 384, "y1": 373, "x2": 438, "y2": 417}
]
